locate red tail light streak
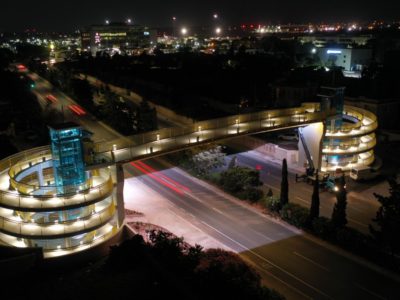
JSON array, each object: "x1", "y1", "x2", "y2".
[
  {"x1": 130, "y1": 161, "x2": 190, "y2": 195},
  {"x1": 68, "y1": 105, "x2": 86, "y2": 116}
]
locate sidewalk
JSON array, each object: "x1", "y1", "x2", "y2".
[
  {"x1": 123, "y1": 175, "x2": 231, "y2": 251},
  {"x1": 161, "y1": 161, "x2": 400, "y2": 283},
  {"x1": 236, "y1": 149, "x2": 305, "y2": 174}
]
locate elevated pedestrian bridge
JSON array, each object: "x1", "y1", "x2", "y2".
[
  {"x1": 0, "y1": 102, "x2": 377, "y2": 258},
  {"x1": 91, "y1": 103, "x2": 333, "y2": 165}
]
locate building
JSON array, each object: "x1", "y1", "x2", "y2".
[
  {"x1": 299, "y1": 34, "x2": 373, "y2": 48},
  {"x1": 81, "y1": 22, "x2": 157, "y2": 55},
  {"x1": 316, "y1": 47, "x2": 372, "y2": 72}
]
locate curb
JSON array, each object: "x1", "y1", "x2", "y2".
[{"x1": 157, "y1": 157, "x2": 400, "y2": 283}]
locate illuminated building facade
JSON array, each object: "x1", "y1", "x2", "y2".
[
  {"x1": 81, "y1": 22, "x2": 156, "y2": 55},
  {"x1": 316, "y1": 47, "x2": 372, "y2": 72}
]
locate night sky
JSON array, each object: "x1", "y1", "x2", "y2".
[{"x1": 1, "y1": 0, "x2": 399, "y2": 32}]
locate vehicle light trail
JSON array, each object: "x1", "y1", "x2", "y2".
[
  {"x1": 130, "y1": 162, "x2": 184, "y2": 195},
  {"x1": 136, "y1": 161, "x2": 191, "y2": 193}
]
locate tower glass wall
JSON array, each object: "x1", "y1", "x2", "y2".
[{"x1": 49, "y1": 123, "x2": 86, "y2": 194}]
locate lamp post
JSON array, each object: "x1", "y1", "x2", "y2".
[
  {"x1": 181, "y1": 27, "x2": 188, "y2": 46},
  {"x1": 172, "y1": 16, "x2": 177, "y2": 36},
  {"x1": 197, "y1": 126, "x2": 202, "y2": 142}
]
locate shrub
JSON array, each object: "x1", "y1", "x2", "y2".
[
  {"x1": 335, "y1": 227, "x2": 368, "y2": 253},
  {"x1": 263, "y1": 196, "x2": 281, "y2": 212},
  {"x1": 237, "y1": 187, "x2": 264, "y2": 203},
  {"x1": 311, "y1": 217, "x2": 334, "y2": 239},
  {"x1": 219, "y1": 166, "x2": 262, "y2": 193},
  {"x1": 280, "y1": 203, "x2": 309, "y2": 228}
]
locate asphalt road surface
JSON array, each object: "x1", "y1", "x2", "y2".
[
  {"x1": 229, "y1": 150, "x2": 381, "y2": 234},
  {"x1": 124, "y1": 159, "x2": 399, "y2": 300}
]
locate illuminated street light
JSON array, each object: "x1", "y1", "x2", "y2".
[
  {"x1": 215, "y1": 27, "x2": 222, "y2": 35},
  {"x1": 213, "y1": 13, "x2": 218, "y2": 19},
  {"x1": 127, "y1": 18, "x2": 132, "y2": 24},
  {"x1": 172, "y1": 16, "x2": 177, "y2": 21},
  {"x1": 105, "y1": 19, "x2": 110, "y2": 25},
  {"x1": 181, "y1": 27, "x2": 188, "y2": 35}
]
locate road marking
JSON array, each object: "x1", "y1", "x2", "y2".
[
  {"x1": 212, "y1": 207, "x2": 225, "y2": 215},
  {"x1": 246, "y1": 259, "x2": 313, "y2": 300},
  {"x1": 183, "y1": 191, "x2": 205, "y2": 204},
  {"x1": 253, "y1": 230, "x2": 274, "y2": 242},
  {"x1": 264, "y1": 183, "x2": 280, "y2": 192},
  {"x1": 354, "y1": 283, "x2": 387, "y2": 300},
  {"x1": 260, "y1": 262, "x2": 273, "y2": 270},
  {"x1": 348, "y1": 217, "x2": 368, "y2": 228},
  {"x1": 167, "y1": 208, "x2": 202, "y2": 232},
  {"x1": 295, "y1": 196, "x2": 310, "y2": 205},
  {"x1": 201, "y1": 221, "x2": 333, "y2": 300},
  {"x1": 293, "y1": 251, "x2": 331, "y2": 272}
]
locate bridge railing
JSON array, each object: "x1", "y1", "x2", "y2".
[
  {"x1": 93, "y1": 104, "x2": 332, "y2": 164},
  {"x1": 0, "y1": 202, "x2": 115, "y2": 238}
]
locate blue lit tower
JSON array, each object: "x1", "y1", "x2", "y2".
[{"x1": 49, "y1": 123, "x2": 86, "y2": 194}]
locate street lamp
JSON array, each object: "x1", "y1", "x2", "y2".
[
  {"x1": 105, "y1": 19, "x2": 110, "y2": 25},
  {"x1": 197, "y1": 126, "x2": 202, "y2": 143},
  {"x1": 213, "y1": 13, "x2": 218, "y2": 19},
  {"x1": 215, "y1": 27, "x2": 222, "y2": 35},
  {"x1": 127, "y1": 18, "x2": 132, "y2": 24},
  {"x1": 181, "y1": 27, "x2": 188, "y2": 35}
]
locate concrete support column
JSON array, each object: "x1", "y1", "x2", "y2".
[
  {"x1": 115, "y1": 163, "x2": 125, "y2": 227},
  {"x1": 318, "y1": 122, "x2": 327, "y2": 172}
]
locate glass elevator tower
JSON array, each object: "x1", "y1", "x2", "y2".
[{"x1": 49, "y1": 123, "x2": 86, "y2": 194}]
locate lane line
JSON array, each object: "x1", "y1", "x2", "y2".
[
  {"x1": 295, "y1": 196, "x2": 310, "y2": 205},
  {"x1": 212, "y1": 207, "x2": 225, "y2": 215},
  {"x1": 348, "y1": 217, "x2": 368, "y2": 228},
  {"x1": 293, "y1": 251, "x2": 331, "y2": 272},
  {"x1": 201, "y1": 221, "x2": 334, "y2": 300},
  {"x1": 354, "y1": 283, "x2": 387, "y2": 300},
  {"x1": 253, "y1": 230, "x2": 274, "y2": 242},
  {"x1": 245, "y1": 258, "x2": 313, "y2": 300}
]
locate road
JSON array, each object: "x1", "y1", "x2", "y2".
[
  {"x1": 27, "y1": 69, "x2": 398, "y2": 298},
  {"x1": 124, "y1": 158, "x2": 400, "y2": 300},
  {"x1": 28, "y1": 72, "x2": 173, "y2": 142},
  {"x1": 226, "y1": 149, "x2": 382, "y2": 234},
  {"x1": 29, "y1": 72, "x2": 123, "y2": 142}
]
